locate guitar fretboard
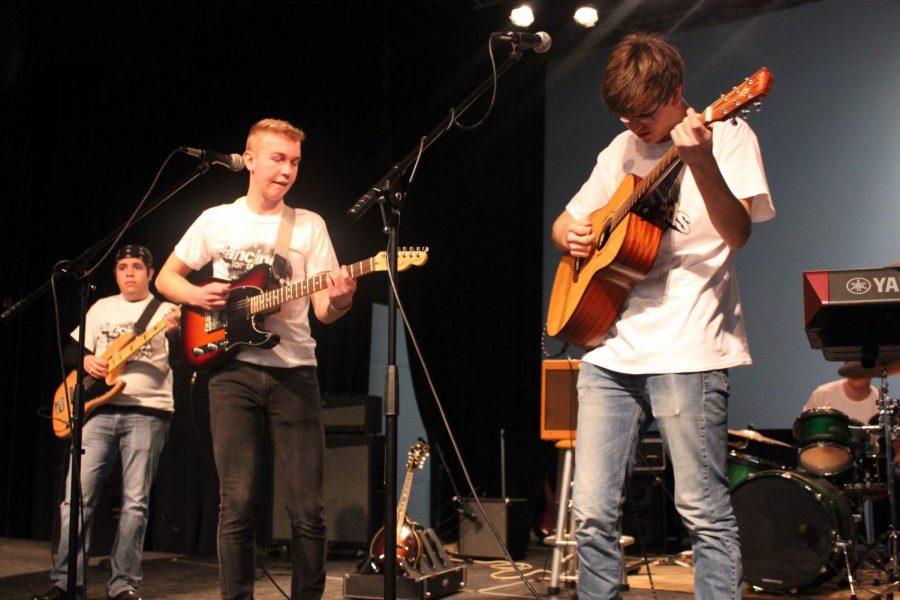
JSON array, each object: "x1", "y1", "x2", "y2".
[{"x1": 249, "y1": 257, "x2": 376, "y2": 315}]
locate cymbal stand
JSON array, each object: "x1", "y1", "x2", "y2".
[
  {"x1": 877, "y1": 369, "x2": 899, "y2": 593},
  {"x1": 837, "y1": 536, "x2": 859, "y2": 600}
]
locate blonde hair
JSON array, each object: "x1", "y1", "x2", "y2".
[
  {"x1": 246, "y1": 118, "x2": 306, "y2": 152},
  {"x1": 601, "y1": 32, "x2": 684, "y2": 118}
]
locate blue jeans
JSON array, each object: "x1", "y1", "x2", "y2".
[
  {"x1": 208, "y1": 361, "x2": 326, "y2": 600},
  {"x1": 572, "y1": 364, "x2": 741, "y2": 600},
  {"x1": 51, "y1": 407, "x2": 171, "y2": 596}
]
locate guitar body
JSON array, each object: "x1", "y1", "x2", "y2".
[
  {"x1": 368, "y1": 517, "x2": 423, "y2": 570},
  {"x1": 546, "y1": 174, "x2": 664, "y2": 349},
  {"x1": 181, "y1": 264, "x2": 280, "y2": 370},
  {"x1": 52, "y1": 332, "x2": 132, "y2": 439}
]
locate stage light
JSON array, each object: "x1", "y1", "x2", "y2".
[
  {"x1": 509, "y1": 4, "x2": 535, "y2": 28},
  {"x1": 573, "y1": 5, "x2": 599, "y2": 28}
]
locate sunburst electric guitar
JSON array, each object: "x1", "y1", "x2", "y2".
[
  {"x1": 52, "y1": 307, "x2": 177, "y2": 438},
  {"x1": 369, "y1": 440, "x2": 429, "y2": 570},
  {"x1": 546, "y1": 67, "x2": 774, "y2": 350},
  {"x1": 180, "y1": 248, "x2": 429, "y2": 370}
]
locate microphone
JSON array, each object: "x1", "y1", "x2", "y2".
[
  {"x1": 492, "y1": 31, "x2": 552, "y2": 54},
  {"x1": 181, "y1": 146, "x2": 245, "y2": 172}
]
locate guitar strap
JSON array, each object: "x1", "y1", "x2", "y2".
[
  {"x1": 272, "y1": 204, "x2": 295, "y2": 280},
  {"x1": 133, "y1": 297, "x2": 161, "y2": 335}
]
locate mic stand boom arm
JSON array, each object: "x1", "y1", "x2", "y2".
[
  {"x1": 346, "y1": 49, "x2": 523, "y2": 221},
  {"x1": 346, "y1": 47, "x2": 525, "y2": 600}
]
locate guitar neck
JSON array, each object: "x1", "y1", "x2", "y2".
[
  {"x1": 395, "y1": 467, "x2": 416, "y2": 538},
  {"x1": 106, "y1": 312, "x2": 171, "y2": 372},
  {"x1": 250, "y1": 257, "x2": 376, "y2": 316}
]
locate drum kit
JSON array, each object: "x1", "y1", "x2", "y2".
[{"x1": 729, "y1": 360, "x2": 900, "y2": 595}]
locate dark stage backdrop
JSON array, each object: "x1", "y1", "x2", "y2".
[{"x1": 0, "y1": 1, "x2": 548, "y2": 549}]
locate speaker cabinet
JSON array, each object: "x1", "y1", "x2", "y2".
[
  {"x1": 264, "y1": 433, "x2": 385, "y2": 554},
  {"x1": 541, "y1": 359, "x2": 580, "y2": 440},
  {"x1": 458, "y1": 497, "x2": 528, "y2": 560},
  {"x1": 321, "y1": 394, "x2": 382, "y2": 434}
]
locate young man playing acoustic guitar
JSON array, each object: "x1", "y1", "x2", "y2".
[
  {"x1": 155, "y1": 118, "x2": 356, "y2": 600},
  {"x1": 35, "y1": 244, "x2": 180, "y2": 600},
  {"x1": 550, "y1": 33, "x2": 774, "y2": 599}
]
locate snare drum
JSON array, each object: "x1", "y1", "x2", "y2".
[{"x1": 793, "y1": 408, "x2": 854, "y2": 475}]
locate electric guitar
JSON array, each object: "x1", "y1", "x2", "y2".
[
  {"x1": 52, "y1": 307, "x2": 177, "y2": 438},
  {"x1": 368, "y1": 440, "x2": 429, "y2": 570},
  {"x1": 546, "y1": 67, "x2": 774, "y2": 349},
  {"x1": 180, "y1": 248, "x2": 428, "y2": 370}
]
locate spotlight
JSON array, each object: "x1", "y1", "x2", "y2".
[
  {"x1": 509, "y1": 4, "x2": 535, "y2": 28},
  {"x1": 573, "y1": 5, "x2": 599, "y2": 28}
]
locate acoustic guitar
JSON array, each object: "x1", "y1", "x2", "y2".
[
  {"x1": 546, "y1": 67, "x2": 774, "y2": 349},
  {"x1": 368, "y1": 440, "x2": 429, "y2": 570},
  {"x1": 52, "y1": 307, "x2": 177, "y2": 438},
  {"x1": 180, "y1": 248, "x2": 428, "y2": 370}
]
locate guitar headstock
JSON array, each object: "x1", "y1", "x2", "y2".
[
  {"x1": 373, "y1": 247, "x2": 429, "y2": 272},
  {"x1": 703, "y1": 67, "x2": 774, "y2": 125},
  {"x1": 406, "y1": 439, "x2": 430, "y2": 471}
]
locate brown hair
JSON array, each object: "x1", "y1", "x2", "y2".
[
  {"x1": 246, "y1": 118, "x2": 306, "y2": 152},
  {"x1": 601, "y1": 32, "x2": 684, "y2": 118}
]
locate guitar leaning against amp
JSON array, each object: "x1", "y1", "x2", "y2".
[
  {"x1": 180, "y1": 248, "x2": 428, "y2": 370},
  {"x1": 545, "y1": 68, "x2": 774, "y2": 350}
]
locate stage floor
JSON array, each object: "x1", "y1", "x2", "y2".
[{"x1": 0, "y1": 537, "x2": 895, "y2": 599}]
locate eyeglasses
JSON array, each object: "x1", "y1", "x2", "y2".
[{"x1": 618, "y1": 101, "x2": 663, "y2": 125}]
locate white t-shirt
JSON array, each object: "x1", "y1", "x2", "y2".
[
  {"x1": 173, "y1": 197, "x2": 339, "y2": 368},
  {"x1": 804, "y1": 379, "x2": 880, "y2": 424},
  {"x1": 565, "y1": 119, "x2": 774, "y2": 374},
  {"x1": 71, "y1": 294, "x2": 175, "y2": 412}
]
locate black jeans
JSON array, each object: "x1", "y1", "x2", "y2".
[{"x1": 208, "y1": 361, "x2": 326, "y2": 600}]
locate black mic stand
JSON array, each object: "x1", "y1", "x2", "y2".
[
  {"x1": 346, "y1": 47, "x2": 525, "y2": 600},
  {"x1": 3, "y1": 158, "x2": 213, "y2": 600}
]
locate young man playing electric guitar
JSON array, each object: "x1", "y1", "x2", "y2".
[
  {"x1": 550, "y1": 33, "x2": 774, "y2": 599},
  {"x1": 155, "y1": 118, "x2": 356, "y2": 600},
  {"x1": 35, "y1": 244, "x2": 180, "y2": 600}
]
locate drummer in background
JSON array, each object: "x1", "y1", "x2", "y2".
[
  {"x1": 804, "y1": 372, "x2": 900, "y2": 464},
  {"x1": 804, "y1": 376, "x2": 879, "y2": 424}
]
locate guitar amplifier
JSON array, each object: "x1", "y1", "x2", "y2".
[
  {"x1": 541, "y1": 359, "x2": 580, "y2": 440},
  {"x1": 321, "y1": 394, "x2": 382, "y2": 434}
]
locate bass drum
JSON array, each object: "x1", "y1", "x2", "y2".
[{"x1": 731, "y1": 470, "x2": 854, "y2": 593}]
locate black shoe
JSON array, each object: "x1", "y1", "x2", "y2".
[
  {"x1": 31, "y1": 587, "x2": 83, "y2": 600},
  {"x1": 108, "y1": 591, "x2": 142, "y2": 600}
]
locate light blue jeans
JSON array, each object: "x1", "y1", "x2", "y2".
[
  {"x1": 572, "y1": 363, "x2": 741, "y2": 599},
  {"x1": 51, "y1": 407, "x2": 170, "y2": 597}
]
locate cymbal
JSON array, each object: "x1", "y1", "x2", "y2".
[
  {"x1": 838, "y1": 360, "x2": 900, "y2": 379},
  {"x1": 728, "y1": 428, "x2": 792, "y2": 448}
]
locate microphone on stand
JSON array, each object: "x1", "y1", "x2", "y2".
[
  {"x1": 181, "y1": 146, "x2": 245, "y2": 172},
  {"x1": 492, "y1": 31, "x2": 552, "y2": 54}
]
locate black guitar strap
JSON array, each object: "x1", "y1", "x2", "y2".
[
  {"x1": 133, "y1": 297, "x2": 161, "y2": 335},
  {"x1": 272, "y1": 204, "x2": 296, "y2": 280}
]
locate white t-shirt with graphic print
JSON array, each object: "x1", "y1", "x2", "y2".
[
  {"x1": 173, "y1": 196, "x2": 339, "y2": 368},
  {"x1": 71, "y1": 294, "x2": 175, "y2": 412},
  {"x1": 565, "y1": 118, "x2": 774, "y2": 374}
]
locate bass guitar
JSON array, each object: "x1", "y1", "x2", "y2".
[
  {"x1": 368, "y1": 440, "x2": 429, "y2": 570},
  {"x1": 546, "y1": 67, "x2": 774, "y2": 349},
  {"x1": 181, "y1": 248, "x2": 428, "y2": 370},
  {"x1": 52, "y1": 307, "x2": 177, "y2": 438}
]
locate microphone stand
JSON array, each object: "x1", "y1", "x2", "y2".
[
  {"x1": 346, "y1": 47, "x2": 525, "y2": 600},
  {"x1": 4, "y1": 159, "x2": 213, "y2": 600}
]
